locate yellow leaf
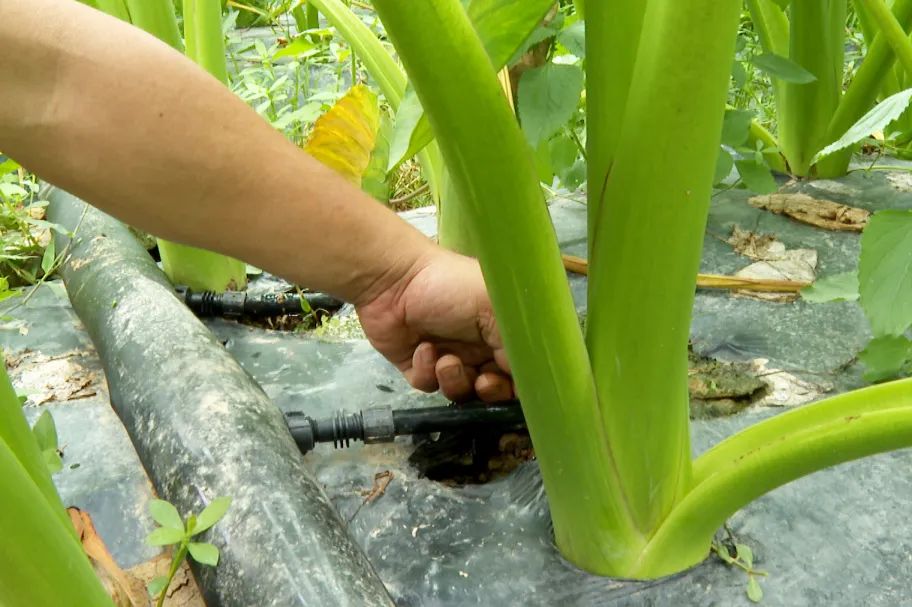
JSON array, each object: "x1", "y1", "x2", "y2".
[{"x1": 304, "y1": 84, "x2": 380, "y2": 186}]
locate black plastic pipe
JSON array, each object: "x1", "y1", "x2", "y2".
[
  {"x1": 48, "y1": 189, "x2": 393, "y2": 607},
  {"x1": 176, "y1": 286, "x2": 344, "y2": 318}
]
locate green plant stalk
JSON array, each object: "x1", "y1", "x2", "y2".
[
  {"x1": 818, "y1": 0, "x2": 912, "y2": 177},
  {"x1": 779, "y1": 1, "x2": 846, "y2": 176},
  {"x1": 115, "y1": 0, "x2": 247, "y2": 291},
  {"x1": 90, "y1": 0, "x2": 131, "y2": 22},
  {"x1": 184, "y1": 0, "x2": 229, "y2": 84},
  {"x1": 372, "y1": 0, "x2": 645, "y2": 574},
  {"x1": 0, "y1": 369, "x2": 112, "y2": 606},
  {"x1": 155, "y1": 540, "x2": 189, "y2": 607},
  {"x1": 862, "y1": 0, "x2": 912, "y2": 76},
  {"x1": 584, "y1": 0, "x2": 645, "y2": 258},
  {"x1": 586, "y1": 0, "x2": 741, "y2": 537},
  {"x1": 636, "y1": 385, "x2": 912, "y2": 577}
]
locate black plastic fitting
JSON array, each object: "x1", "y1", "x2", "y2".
[
  {"x1": 285, "y1": 400, "x2": 525, "y2": 454},
  {"x1": 175, "y1": 286, "x2": 344, "y2": 318}
]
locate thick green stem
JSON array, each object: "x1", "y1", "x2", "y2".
[
  {"x1": 586, "y1": 0, "x2": 741, "y2": 537},
  {"x1": 372, "y1": 0, "x2": 644, "y2": 574},
  {"x1": 779, "y1": 1, "x2": 845, "y2": 176},
  {"x1": 0, "y1": 366, "x2": 112, "y2": 606},
  {"x1": 819, "y1": 0, "x2": 912, "y2": 177},
  {"x1": 636, "y1": 379, "x2": 912, "y2": 578},
  {"x1": 862, "y1": 0, "x2": 912, "y2": 76},
  {"x1": 184, "y1": 0, "x2": 229, "y2": 84},
  {"x1": 584, "y1": 0, "x2": 646, "y2": 259}
]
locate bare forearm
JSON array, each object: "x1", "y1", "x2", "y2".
[{"x1": 0, "y1": 0, "x2": 436, "y2": 304}]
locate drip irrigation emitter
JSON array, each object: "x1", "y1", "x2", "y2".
[{"x1": 285, "y1": 400, "x2": 526, "y2": 454}]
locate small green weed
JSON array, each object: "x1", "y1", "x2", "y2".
[{"x1": 146, "y1": 496, "x2": 232, "y2": 607}]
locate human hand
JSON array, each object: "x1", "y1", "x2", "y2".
[{"x1": 355, "y1": 249, "x2": 513, "y2": 402}]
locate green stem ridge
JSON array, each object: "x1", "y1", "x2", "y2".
[
  {"x1": 586, "y1": 0, "x2": 741, "y2": 536},
  {"x1": 371, "y1": 0, "x2": 644, "y2": 572}
]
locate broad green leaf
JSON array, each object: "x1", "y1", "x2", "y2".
[
  {"x1": 800, "y1": 271, "x2": 859, "y2": 303},
  {"x1": 556, "y1": 20, "x2": 585, "y2": 58},
  {"x1": 188, "y1": 541, "x2": 220, "y2": 566},
  {"x1": 714, "y1": 149, "x2": 734, "y2": 184},
  {"x1": 859, "y1": 209, "x2": 912, "y2": 336},
  {"x1": 815, "y1": 89, "x2": 912, "y2": 162},
  {"x1": 746, "y1": 576, "x2": 763, "y2": 602},
  {"x1": 859, "y1": 335, "x2": 912, "y2": 383},
  {"x1": 731, "y1": 60, "x2": 748, "y2": 89},
  {"x1": 304, "y1": 84, "x2": 380, "y2": 186},
  {"x1": 149, "y1": 498, "x2": 184, "y2": 531},
  {"x1": 549, "y1": 132, "x2": 579, "y2": 179},
  {"x1": 147, "y1": 575, "x2": 169, "y2": 598},
  {"x1": 272, "y1": 36, "x2": 319, "y2": 60},
  {"x1": 40, "y1": 241, "x2": 56, "y2": 277},
  {"x1": 771, "y1": 0, "x2": 791, "y2": 8},
  {"x1": 32, "y1": 410, "x2": 58, "y2": 452},
  {"x1": 561, "y1": 158, "x2": 587, "y2": 190},
  {"x1": 735, "y1": 543, "x2": 754, "y2": 568},
  {"x1": 362, "y1": 113, "x2": 392, "y2": 203},
  {"x1": 518, "y1": 63, "x2": 584, "y2": 147},
  {"x1": 386, "y1": 87, "x2": 433, "y2": 172},
  {"x1": 468, "y1": 0, "x2": 555, "y2": 69},
  {"x1": 735, "y1": 158, "x2": 777, "y2": 194},
  {"x1": 193, "y1": 495, "x2": 232, "y2": 534},
  {"x1": 534, "y1": 139, "x2": 553, "y2": 184},
  {"x1": 721, "y1": 110, "x2": 754, "y2": 147},
  {"x1": 752, "y1": 52, "x2": 816, "y2": 84},
  {"x1": 146, "y1": 526, "x2": 184, "y2": 546}
]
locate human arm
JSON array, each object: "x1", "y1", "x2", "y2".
[{"x1": 0, "y1": 0, "x2": 512, "y2": 401}]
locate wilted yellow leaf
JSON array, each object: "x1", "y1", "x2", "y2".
[{"x1": 304, "y1": 84, "x2": 380, "y2": 186}]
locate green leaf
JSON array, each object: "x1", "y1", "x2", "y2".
[
  {"x1": 386, "y1": 86, "x2": 433, "y2": 172},
  {"x1": 188, "y1": 541, "x2": 220, "y2": 566},
  {"x1": 735, "y1": 543, "x2": 754, "y2": 568},
  {"x1": 0, "y1": 157, "x2": 20, "y2": 176},
  {"x1": 149, "y1": 499, "x2": 185, "y2": 531},
  {"x1": 192, "y1": 496, "x2": 232, "y2": 535},
  {"x1": 735, "y1": 158, "x2": 777, "y2": 194},
  {"x1": 534, "y1": 138, "x2": 553, "y2": 183},
  {"x1": 752, "y1": 52, "x2": 816, "y2": 84},
  {"x1": 42, "y1": 448, "x2": 63, "y2": 474},
  {"x1": 815, "y1": 89, "x2": 912, "y2": 162},
  {"x1": 518, "y1": 63, "x2": 584, "y2": 147},
  {"x1": 731, "y1": 60, "x2": 748, "y2": 89},
  {"x1": 363, "y1": 112, "x2": 392, "y2": 203},
  {"x1": 859, "y1": 209, "x2": 912, "y2": 336},
  {"x1": 272, "y1": 36, "x2": 319, "y2": 60},
  {"x1": 721, "y1": 110, "x2": 754, "y2": 147},
  {"x1": 32, "y1": 410, "x2": 58, "y2": 452},
  {"x1": 147, "y1": 575, "x2": 169, "y2": 598},
  {"x1": 556, "y1": 20, "x2": 585, "y2": 58},
  {"x1": 859, "y1": 335, "x2": 912, "y2": 383},
  {"x1": 146, "y1": 526, "x2": 185, "y2": 546},
  {"x1": 800, "y1": 271, "x2": 859, "y2": 303},
  {"x1": 714, "y1": 149, "x2": 734, "y2": 184},
  {"x1": 40, "y1": 241, "x2": 56, "y2": 277},
  {"x1": 549, "y1": 131, "x2": 579, "y2": 179},
  {"x1": 468, "y1": 0, "x2": 555, "y2": 69},
  {"x1": 747, "y1": 576, "x2": 764, "y2": 602}
]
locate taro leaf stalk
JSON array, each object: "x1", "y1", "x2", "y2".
[
  {"x1": 0, "y1": 366, "x2": 114, "y2": 606},
  {"x1": 85, "y1": 0, "x2": 248, "y2": 291},
  {"x1": 371, "y1": 0, "x2": 912, "y2": 579}
]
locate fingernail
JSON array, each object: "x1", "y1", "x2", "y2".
[{"x1": 419, "y1": 344, "x2": 434, "y2": 366}]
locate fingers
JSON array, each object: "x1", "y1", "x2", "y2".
[
  {"x1": 475, "y1": 373, "x2": 512, "y2": 402},
  {"x1": 406, "y1": 342, "x2": 439, "y2": 393},
  {"x1": 435, "y1": 354, "x2": 478, "y2": 401}
]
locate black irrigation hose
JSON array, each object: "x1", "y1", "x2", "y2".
[
  {"x1": 48, "y1": 189, "x2": 393, "y2": 607},
  {"x1": 286, "y1": 400, "x2": 526, "y2": 453},
  {"x1": 176, "y1": 286, "x2": 344, "y2": 318}
]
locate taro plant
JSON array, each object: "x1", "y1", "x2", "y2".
[
  {"x1": 0, "y1": 364, "x2": 113, "y2": 606},
  {"x1": 745, "y1": 0, "x2": 912, "y2": 177},
  {"x1": 367, "y1": 0, "x2": 912, "y2": 578},
  {"x1": 79, "y1": 0, "x2": 248, "y2": 292}
]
